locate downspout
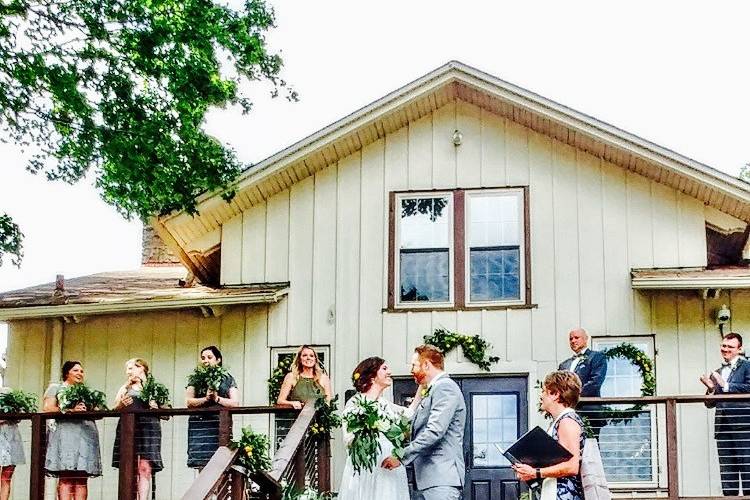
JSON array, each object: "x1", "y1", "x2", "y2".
[{"x1": 49, "y1": 318, "x2": 63, "y2": 383}]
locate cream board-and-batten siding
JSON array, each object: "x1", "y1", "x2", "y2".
[{"x1": 4, "y1": 61, "x2": 750, "y2": 497}]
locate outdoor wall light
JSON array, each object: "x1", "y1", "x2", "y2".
[
  {"x1": 452, "y1": 129, "x2": 463, "y2": 146},
  {"x1": 716, "y1": 303, "x2": 731, "y2": 336}
]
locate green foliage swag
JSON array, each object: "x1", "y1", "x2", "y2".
[
  {"x1": 268, "y1": 355, "x2": 294, "y2": 404},
  {"x1": 186, "y1": 364, "x2": 228, "y2": 395},
  {"x1": 0, "y1": 389, "x2": 38, "y2": 414},
  {"x1": 230, "y1": 426, "x2": 272, "y2": 475},
  {"x1": 0, "y1": 0, "x2": 296, "y2": 266},
  {"x1": 423, "y1": 328, "x2": 500, "y2": 371},
  {"x1": 598, "y1": 342, "x2": 655, "y2": 425},
  {"x1": 310, "y1": 395, "x2": 342, "y2": 440},
  {"x1": 140, "y1": 375, "x2": 171, "y2": 407},
  {"x1": 58, "y1": 383, "x2": 108, "y2": 411}
]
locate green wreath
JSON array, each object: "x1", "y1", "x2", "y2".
[
  {"x1": 423, "y1": 328, "x2": 500, "y2": 371},
  {"x1": 597, "y1": 342, "x2": 656, "y2": 426},
  {"x1": 268, "y1": 356, "x2": 294, "y2": 404}
]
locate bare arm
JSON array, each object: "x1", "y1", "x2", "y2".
[
  {"x1": 276, "y1": 374, "x2": 302, "y2": 409},
  {"x1": 185, "y1": 386, "x2": 208, "y2": 408},
  {"x1": 217, "y1": 387, "x2": 240, "y2": 407},
  {"x1": 43, "y1": 395, "x2": 59, "y2": 413},
  {"x1": 112, "y1": 385, "x2": 131, "y2": 410},
  {"x1": 319, "y1": 374, "x2": 332, "y2": 402}
]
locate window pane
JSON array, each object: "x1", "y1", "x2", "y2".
[
  {"x1": 472, "y1": 394, "x2": 517, "y2": 467},
  {"x1": 400, "y1": 250, "x2": 449, "y2": 302},
  {"x1": 400, "y1": 197, "x2": 450, "y2": 249},
  {"x1": 469, "y1": 194, "x2": 519, "y2": 247},
  {"x1": 399, "y1": 196, "x2": 451, "y2": 303},
  {"x1": 470, "y1": 248, "x2": 520, "y2": 301}
]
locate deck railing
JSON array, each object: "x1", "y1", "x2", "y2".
[
  {"x1": 580, "y1": 394, "x2": 750, "y2": 500},
  {"x1": 1, "y1": 403, "x2": 329, "y2": 500}
]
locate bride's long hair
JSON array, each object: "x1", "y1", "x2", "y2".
[{"x1": 351, "y1": 357, "x2": 385, "y2": 393}]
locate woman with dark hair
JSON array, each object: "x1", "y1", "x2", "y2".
[
  {"x1": 277, "y1": 345, "x2": 332, "y2": 409},
  {"x1": 513, "y1": 370, "x2": 585, "y2": 500},
  {"x1": 43, "y1": 361, "x2": 102, "y2": 500},
  {"x1": 338, "y1": 357, "x2": 422, "y2": 500},
  {"x1": 185, "y1": 346, "x2": 240, "y2": 469},
  {"x1": 112, "y1": 358, "x2": 164, "y2": 499}
]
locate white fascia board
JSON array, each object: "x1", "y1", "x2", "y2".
[
  {"x1": 632, "y1": 278, "x2": 750, "y2": 290},
  {"x1": 0, "y1": 288, "x2": 289, "y2": 321}
]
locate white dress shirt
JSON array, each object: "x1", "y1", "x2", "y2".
[{"x1": 569, "y1": 348, "x2": 590, "y2": 373}]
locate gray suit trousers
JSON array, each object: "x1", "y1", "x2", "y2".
[{"x1": 413, "y1": 486, "x2": 462, "y2": 500}]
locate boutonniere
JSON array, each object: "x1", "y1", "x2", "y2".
[{"x1": 421, "y1": 386, "x2": 431, "y2": 398}]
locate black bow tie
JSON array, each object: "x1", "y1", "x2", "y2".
[{"x1": 722, "y1": 362, "x2": 733, "y2": 368}]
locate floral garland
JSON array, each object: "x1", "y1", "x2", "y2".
[
  {"x1": 598, "y1": 342, "x2": 655, "y2": 425},
  {"x1": 423, "y1": 328, "x2": 500, "y2": 371},
  {"x1": 268, "y1": 355, "x2": 294, "y2": 404},
  {"x1": 230, "y1": 426, "x2": 272, "y2": 475}
]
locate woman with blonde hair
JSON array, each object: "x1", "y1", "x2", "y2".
[
  {"x1": 112, "y1": 358, "x2": 164, "y2": 500},
  {"x1": 277, "y1": 345, "x2": 332, "y2": 409}
]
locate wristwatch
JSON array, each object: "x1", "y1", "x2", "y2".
[{"x1": 535, "y1": 468, "x2": 542, "y2": 480}]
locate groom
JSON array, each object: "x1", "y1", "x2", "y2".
[{"x1": 382, "y1": 344, "x2": 466, "y2": 500}]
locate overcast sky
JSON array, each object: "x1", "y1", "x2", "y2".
[{"x1": 1, "y1": 0, "x2": 749, "y2": 298}]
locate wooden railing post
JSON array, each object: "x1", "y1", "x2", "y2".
[
  {"x1": 118, "y1": 411, "x2": 137, "y2": 500},
  {"x1": 665, "y1": 398, "x2": 678, "y2": 500},
  {"x1": 219, "y1": 408, "x2": 232, "y2": 447},
  {"x1": 316, "y1": 436, "x2": 331, "y2": 493},
  {"x1": 29, "y1": 414, "x2": 47, "y2": 500}
]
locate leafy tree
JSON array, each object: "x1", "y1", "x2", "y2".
[{"x1": 0, "y1": 0, "x2": 295, "y2": 267}]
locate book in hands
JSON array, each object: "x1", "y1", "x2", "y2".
[{"x1": 496, "y1": 426, "x2": 573, "y2": 468}]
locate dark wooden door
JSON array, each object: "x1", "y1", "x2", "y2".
[{"x1": 393, "y1": 375, "x2": 528, "y2": 500}]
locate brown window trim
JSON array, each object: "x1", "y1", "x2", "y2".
[{"x1": 387, "y1": 186, "x2": 532, "y2": 312}]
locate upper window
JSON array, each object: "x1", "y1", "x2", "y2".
[{"x1": 390, "y1": 188, "x2": 529, "y2": 310}]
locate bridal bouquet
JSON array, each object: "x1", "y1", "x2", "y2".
[
  {"x1": 344, "y1": 395, "x2": 412, "y2": 473},
  {"x1": 140, "y1": 375, "x2": 171, "y2": 407},
  {"x1": 0, "y1": 389, "x2": 38, "y2": 414},
  {"x1": 186, "y1": 364, "x2": 228, "y2": 394},
  {"x1": 57, "y1": 383, "x2": 108, "y2": 411}
]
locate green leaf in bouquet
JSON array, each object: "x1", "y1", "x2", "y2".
[
  {"x1": 186, "y1": 364, "x2": 228, "y2": 395},
  {"x1": 140, "y1": 375, "x2": 171, "y2": 407},
  {"x1": 0, "y1": 389, "x2": 38, "y2": 414},
  {"x1": 57, "y1": 383, "x2": 108, "y2": 412}
]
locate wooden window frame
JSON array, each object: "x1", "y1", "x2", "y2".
[{"x1": 387, "y1": 186, "x2": 533, "y2": 312}]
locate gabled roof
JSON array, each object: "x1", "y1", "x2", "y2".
[
  {"x1": 155, "y1": 61, "x2": 750, "y2": 284},
  {"x1": 0, "y1": 266, "x2": 289, "y2": 320}
]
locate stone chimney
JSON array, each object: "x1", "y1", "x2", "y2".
[{"x1": 141, "y1": 225, "x2": 182, "y2": 266}]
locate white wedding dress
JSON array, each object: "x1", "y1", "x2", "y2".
[{"x1": 337, "y1": 395, "x2": 413, "y2": 500}]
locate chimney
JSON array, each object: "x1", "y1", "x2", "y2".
[
  {"x1": 141, "y1": 225, "x2": 182, "y2": 267},
  {"x1": 55, "y1": 274, "x2": 64, "y2": 292}
]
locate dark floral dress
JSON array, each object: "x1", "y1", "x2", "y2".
[{"x1": 550, "y1": 411, "x2": 585, "y2": 500}]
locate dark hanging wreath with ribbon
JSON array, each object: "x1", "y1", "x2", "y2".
[
  {"x1": 423, "y1": 328, "x2": 500, "y2": 371},
  {"x1": 597, "y1": 342, "x2": 656, "y2": 426}
]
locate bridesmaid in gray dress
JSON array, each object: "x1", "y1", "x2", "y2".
[
  {"x1": 0, "y1": 389, "x2": 26, "y2": 500},
  {"x1": 43, "y1": 361, "x2": 102, "y2": 500}
]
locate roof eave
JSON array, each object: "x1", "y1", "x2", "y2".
[
  {"x1": 0, "y1": 287, "x2": 289, "y2": 321},
  {"x1": 632, "y1": 277, "x2": 750, "y2": 290}
]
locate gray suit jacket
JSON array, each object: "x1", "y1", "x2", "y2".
[{"x1": 402, "y1": 374, "x2": 466, "y2": 490}]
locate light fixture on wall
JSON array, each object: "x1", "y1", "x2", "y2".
[
  {"x1": 452, "y1": 129, "x2": 463, "y2": 146},
  {"x1": 716, "y1": 304, "x2": 731, "y2": 336}
]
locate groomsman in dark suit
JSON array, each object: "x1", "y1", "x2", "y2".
[
  {"x1": 558, "y1": 328, "x2": 608, "y2": 440},
  {"x1": 701, "y1": 332, "x2": 750, "y2": 496}
]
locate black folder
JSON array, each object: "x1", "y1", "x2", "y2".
[{"x1": 499, "y1": 426, "x2": 573, "y2": 468}]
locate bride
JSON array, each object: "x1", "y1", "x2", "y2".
[{"x1": 338, "y1": 356, "x2": 422, "y2": 500}]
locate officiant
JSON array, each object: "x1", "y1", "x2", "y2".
[{"x1": 512, "y1": 371, "x2": 584, "y2": 499}]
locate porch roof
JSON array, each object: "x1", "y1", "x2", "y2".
[
  {"x1": 0, "y1": 266, "x2": 289, "y2": 321},
  {"x1": 631, "y1": 266, "x2": 750, "y2": 290}
]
